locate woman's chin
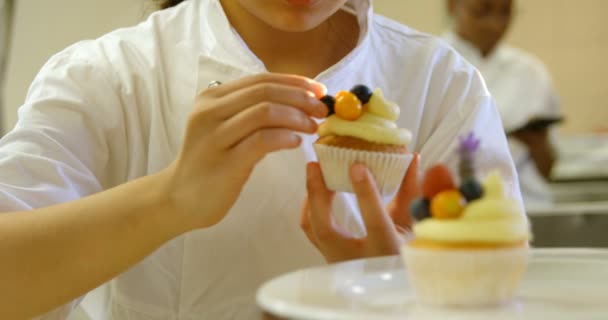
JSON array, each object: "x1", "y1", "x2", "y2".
[
  {"x1": 264, "y1": 11, "x2": 329, "y2": 32},
  {"x1": 239, "y1": 0, "x2": 346, "y2": 33}
]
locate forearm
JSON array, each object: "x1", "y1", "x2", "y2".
[
  {"x1": 511, "y1": 128, "x2": 556, "y2": 180},
  {"x1": 531, "y1": 146, "x2": 556, "y2": 179},
  {"x1": 0, "y1": 170, "x2": 185, "y2": 319}
]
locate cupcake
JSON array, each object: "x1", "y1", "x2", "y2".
[
  {"x1": 314, "y1": 85, "x2": 413, "y2": 196},
  {"x1": 401, "y1": 133, "x2": 531, "y2": 307}
]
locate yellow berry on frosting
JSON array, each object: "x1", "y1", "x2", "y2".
[
  {"x1": 430, "y1": 190, "x2": 466, "y2": 220},
  {"x1": 335, "y1": 91, "x2": 363, "y2": 121}
]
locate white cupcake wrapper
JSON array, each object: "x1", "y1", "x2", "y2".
[
  {"x1": 401, "y1": 246, "x2": 530, "y2": 307},
  {"x1": 313, "y1": 144, "x2": 413, "y2": 197}
]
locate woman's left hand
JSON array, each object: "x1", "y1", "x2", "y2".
[{"x1": 301, "y1": 154, "x2": 420, "y2": 263}]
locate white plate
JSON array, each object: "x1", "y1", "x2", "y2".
[{"x1": 257, "y1": 249, "x2": 608, "y2": 320}]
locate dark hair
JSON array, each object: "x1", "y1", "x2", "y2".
[{"x1": 158, "y1": 0, "x2": 186, "y2": 9}]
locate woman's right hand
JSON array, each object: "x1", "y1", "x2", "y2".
[
  {"x1": 163, "y1": 73, "x2": 327, "y2": 231},
  {"x1": 301, "y1": 154, "x2": 420, "y2": 263}
]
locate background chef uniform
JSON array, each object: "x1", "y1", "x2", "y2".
[
  {"x1": 444, "y1": 31, "x2": 563, "y2": 208},
  {"x1": 0, "y1": 1, "x2": 521, "y2": 319}
]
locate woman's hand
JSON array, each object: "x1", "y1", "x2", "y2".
[
  {"x1": 511, "y1": 127, "x2": 556, "y2": 179},
  {"x1": 164, "y1": 73, "x2": 327, "y2": 231},
  {"x1": 301, "y1": 154, "x2": 420, "y2": 263}
]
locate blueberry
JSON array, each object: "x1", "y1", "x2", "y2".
[
  {"x1": 460, "y1": 179, "x2": 484, "y2": 202},
  {"x1": 410, "y1": 198, "x2": 431, "y2": 222},
  {"x1": 320, "y1": 95, "x2": 336, "y2": 116},
  {"x1": 350, "y1": 85, "x2": 373, "y2": 104}
]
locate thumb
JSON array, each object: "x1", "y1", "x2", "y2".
[{"x1": 389, "y1": 153, "x2": 420, "y2": 229}]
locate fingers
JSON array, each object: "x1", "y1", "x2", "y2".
[
  {"x1": 305, "y1": 162, "x2": 338, "y2": 241},
  {"x1": 212, "y1": 83, "x2": 327, "y2": 120},
  {"x1": 200, "y1": 74, "x2": 328, "y2": 122},
  {"x1": 299, "y1": 199, "x2": 320, "y2": 250},
  {"x1": 229, "y1": 128, "x2": 302, "y2": 166},
  {"x1": 217, "y1": 103, "x2": 318, "y2": 150},
  {"x1": 206, "y1": 73, "x2": 327, "y2": 99},
  {"x1": 349, "y1": 163, "x2": 400, "y2": 247},
  {"x1": 389, "y1": 153, "x2": 421, "y2": 229},
  {"x1": 188, "y1": 74, "x2": 328, "y2": 159}
]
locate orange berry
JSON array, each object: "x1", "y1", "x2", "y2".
[
  {"x1": 334, "y1": 91, "x2": 362, "y2": 121},
  {"x1": 422, "y1": 165, "x2": 456, "y2": 199},
  {"x1": 430, "y1": 190, "x2": 466, "y2": 219},
  {"x1": 335, "y1": 91, "x2": 350, "y2": 100}
]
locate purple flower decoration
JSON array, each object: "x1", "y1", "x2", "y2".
[
  {"x1": 458, "y1": 132, "x2": 481, "y2": 154},
  {"x1": 458, "y1": 132, "x2": 480, "y2": 180}
]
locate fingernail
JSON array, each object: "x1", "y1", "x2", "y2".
[
  {"x1": 290, "y1": 134, "x2": 302, "y2": 147},
  {"x1": 307, "y1": 80, "x2": 327, "y2": 95},
  {"x1": 311, "y1": 102, "x2": 327, "y2": 118},
  {"x1": 318, "y1": 106, "x2": 328, "y2": 118},
  {"x1": 309, "y1": 120, "x2": 318, "y2": 131},
  {"x1": 352, "y1": 164, "x2": 366, "y2": 182},
  {"x1": 317, "y1": 83, "x2": 328, "y2": 96}
]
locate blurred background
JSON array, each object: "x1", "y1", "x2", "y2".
[
  {"x1": 376, "y1": 0, "x2": 608, "y2": 136},
  {"x1": 0, "y1": 1, "x2": 607, "y2": 318}
]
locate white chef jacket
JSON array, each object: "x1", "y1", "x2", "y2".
[
  {"x1": 443, "y1": 32, "x2": 560, "y2": 207},
  {"x1": 442, "y1": 32, "x2": 561, "y2": 133},
  {"x1": 0, "y1": 1, "x2": 521, "y2": 319}
]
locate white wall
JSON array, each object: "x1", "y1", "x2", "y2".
[
  {"x1": 374, "y1": 0, "x2": 445, "y2": 35},
  {"x1": 0, "y1": 0, "x2": 15, "y2": 133},
  {"x1": 3, "y1": 0, "x2": 147, "y2": 131}
]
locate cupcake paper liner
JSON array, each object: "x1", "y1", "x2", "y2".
[
  {"x1": 313, "y1": 144, "x2": 413, "y2": 197},
  {"x1": 401, "y1": 245, "x2": 530, "y2": 307}
]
